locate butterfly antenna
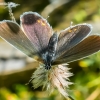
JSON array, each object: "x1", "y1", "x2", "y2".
[
  {"x1": 45, "y1": 15, "x2": 50, "y2": 20},
  {"x1": 0, "y1": 2, "x2": 19, "y2": 22}
]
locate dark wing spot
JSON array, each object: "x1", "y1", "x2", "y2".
[
  {"x1": 22, "y1": 14, "x2": 41, "y2": 25},
  {"x1": 7, "y1": 22, "x2": 20, "y2": 34}
]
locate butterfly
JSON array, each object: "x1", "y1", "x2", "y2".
[{"x1": 0, "y1": 11, "x2": 100, "y2": 98}]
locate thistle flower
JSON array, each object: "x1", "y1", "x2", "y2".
[{"x1": 31, "y1": 63, "x2": 73, "y2": 98}]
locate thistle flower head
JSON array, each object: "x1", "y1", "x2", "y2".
[{"x1": 31, "y1": 64, "x2": 73, "y2": 98}]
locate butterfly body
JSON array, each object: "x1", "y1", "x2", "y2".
[{"x1": 42, "y1": 32, "x2": 58, "y2": 69}]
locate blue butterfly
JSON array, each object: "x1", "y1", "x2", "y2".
[{"x1": 0, "y1": 11, "x2": 100, "y2": 99}]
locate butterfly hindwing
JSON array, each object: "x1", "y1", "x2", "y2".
[{"x1": 54, "y1": 35, "x2": 100, "y2": 64}]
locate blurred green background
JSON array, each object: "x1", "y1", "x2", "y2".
[{"x1": 0, "y1": 0, "x2": 100, "y2": 100}]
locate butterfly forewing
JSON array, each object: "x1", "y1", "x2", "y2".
[
  {"x1": 55, "y1": 24, "x2": 92, "y2": 59},
  {"x1": 20, "y1": 12, "x2": 53, "y2": 54},
  {"x1": 0, "y1": 20, "x2": 40, "y2": 59},
  {"x1": 54, "y1": 35, "x2": 100, "y2": 64}
]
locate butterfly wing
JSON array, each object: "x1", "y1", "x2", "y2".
[
  {"x1": 55, "y1": 24, "x2": 92, "y2": 59},
  {"x1": 0, "y1": 20, "x2": 42, "y2": 60},
  {"x1": 54, "y1": 35, "x2": 100, "y2": 64},
  {"x1": 20, "y1": 12, "x2": 53, "y2": 54}
]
